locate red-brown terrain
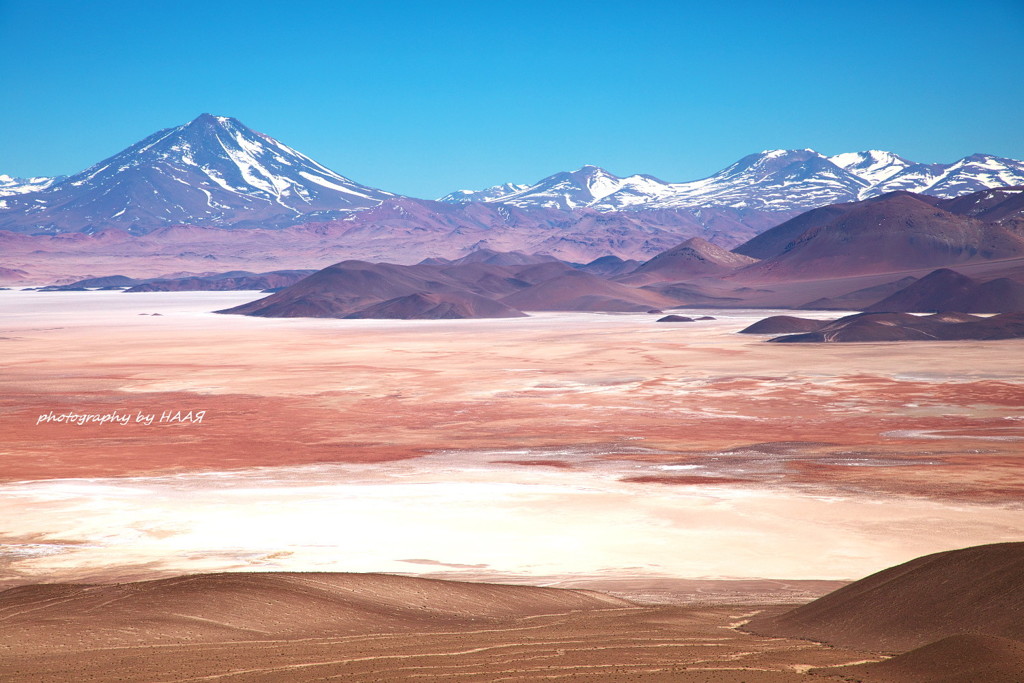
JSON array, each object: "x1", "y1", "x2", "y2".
[{"x1": 746, "y1": 542, "x2": 1024, "y2": 651}]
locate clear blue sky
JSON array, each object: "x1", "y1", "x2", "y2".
[{"x1": 2, "y1": 0, "x2": 1022, "y2": 198}]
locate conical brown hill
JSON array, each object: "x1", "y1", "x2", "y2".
[
  {"x1": 618, "y1": 237, "x2": 757, "y2": 284},
  {"x1": 866, "y1": 268, "x2": 1024, "y2": 313}
]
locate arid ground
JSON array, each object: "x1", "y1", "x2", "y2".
[{"x1": 1, "y1": 290, "x2": 1023, "y2": 680}]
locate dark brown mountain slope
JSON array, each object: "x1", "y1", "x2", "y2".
[
  {"x1": 738, "y1": 315, "x2": 827, "y2": 334},
  {"x1": 865, "y1": 268, "x2": 1024, "y2": 313},
  {"x1": 817, "y1": 634, "x2": 1024, "y2": 683},
  {"x1": 345, "y1": 290, "x2": 527, "y2": 319},
  {"x1": 735, "y1": 191, "x2": 1024, "y2": 280},
  {"x1": 800, "y1": 276, "x2": 917, "y2": 310},
  {"x1": 745, "y1": 542, "x2": 1024, "y2": 651},
  {"x1": 732, "y1": 203, "x2": 853, "y2": 260},
  {"x1": 769, "y1": 311, "x2": 1024, "y2": 342}
]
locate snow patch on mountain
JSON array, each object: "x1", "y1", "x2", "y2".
[{"x1": 0, "y1": 174, "x2": 64, "y2": 197}]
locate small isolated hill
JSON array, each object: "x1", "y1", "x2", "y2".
[
  {"x1": 865, "y1": 268, "x2": 1024, "y2": 313},
  {"x1": 738, "y1": 315, "x2": 826, "y2": 334},
  {"x1": 575, "y1": 254, "x2": 643, "y2": 277},
  {"x1": 618, "y1": 237, "x2": 757, "y2": 284},
  {"x1": 745, "y1": 542, "x2": 1024, "y2": 651},
  {"x1": 769, "y1": 311, "x2": 1024, "y2": 342},
  {"x1": 218, "y1": 260, "x2": 447, "y2": 317}
]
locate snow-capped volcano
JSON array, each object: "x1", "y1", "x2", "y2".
[
  {"x1": 443, "y1": 149, "x2": 1024, "y2": 213},
  {"x1": 0, "y1": 114, "x2": 394, "y2": 233}
]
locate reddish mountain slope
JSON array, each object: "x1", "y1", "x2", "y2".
[{"x1": 618, "y1": 237, "x2": 757, "y2": 284}]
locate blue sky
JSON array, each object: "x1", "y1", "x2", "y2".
[{"x1": 2, "y1": 0, "x2": 1022, "y2": 198}]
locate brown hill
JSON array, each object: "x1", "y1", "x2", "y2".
[
  {"x1": 0, "y1": 572, "x2": 629, "y2": 649},
  {"x1": 501, "y1": 270, "x2": 673, "y2": 312},
  {"x1": 937, "y1": 185, "x2": 1024, "y2": 224},
  {"x1": 576, "y1": 254, "x2": 643, "y2": 277},
  {"x1": 738, "y1": 315, "x2": 826, "y2": 334},
  {"x1": 345, "y1": 290, "x2": 526, "y2": 319},
  {"x1": 800, "y1": 276, "x2": 917, "y2": 310},
  {"x1": 816, "y1": 634, "x2": 1024, "y2": 683},
  {"x1": 732, "y1": 203, "x2": 852, "y2": 260},
  {"x1": 865, "y1": 268, "x2": 1024, "y2": 313},
  {"x1": 217, "y1": 260, "x2": 447, "y2": 317},
  {"x1": 216, "y1": 257, "x2": 687, "y2": 318},
  {"x1": 618, "y1": 237, "x2": 757, "y2": 284},
  {"x1": 769, "y1": 311, "x2": 1024, "y2": 342},
  {"x1": 125, "y1": 269, "x2": 315, "y2": 292},
  {"x1": 737, "y1": 192, "x2": 1024, "y2": 280},
  {"x1": 215, "y1": 259, "x2": 558, "y2": 319},
  {"x1": 446, "y1": 248, "x2": 560, "y2": 267},
  {"x1": 745, "y1": 542, "x2": 1024, "y2": 651}
]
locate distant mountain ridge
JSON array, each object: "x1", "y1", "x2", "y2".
[{"x1": 440, "y1": 150, "x2": 1024, "y2": 213}]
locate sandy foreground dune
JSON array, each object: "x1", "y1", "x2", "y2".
[{"x1": 0, "y1": 571, "x2": 875, "y2": 683}]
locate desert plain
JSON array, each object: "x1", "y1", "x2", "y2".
[{"x1": 1, "y1": 289, "x2": 1023, "y2": 680}]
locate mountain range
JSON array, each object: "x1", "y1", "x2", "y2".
[
  {"x1": 440, "y1": 149, "x2": 1024, "y2": 212},
  {"x1": 3, "y1": 114, "x2": 1023, "y2": 241},
  {"x1": 21, "y1": 183, "x2": 1024, "y2": 326}
]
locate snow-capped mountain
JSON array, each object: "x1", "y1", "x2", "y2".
[
  {"x1": 470, "y1": 166, "x2": 679, "y2": 211},
  {"x1": 437, "y1": 182, "x2": 530, "y2": 204},
  {"x1": 894, "y1": 153, "x2": 1024, "y2": 198},
  {"x1": 827, "y1": 150, "x2": 912, "y2": 186},
  {"x1": 0, "y1": 174, "x2": 63, "y2": 197},
  {"x1": 0, "y1": 114, "x2": 394, "y2": 234},
  {"x1": 443, "y1": 150, "x2": 1024, "y2": 213}
]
